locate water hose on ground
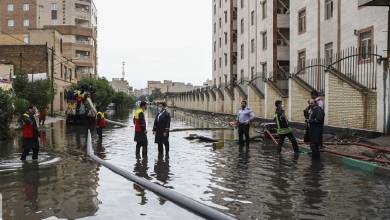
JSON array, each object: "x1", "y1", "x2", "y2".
[
  {"x1": 86, "y1": 97, "x2": 128, "y2": 127},
  {"x1": 263, "y1": 129, "x2": 390, "y2": 165},
  {"x1": 86, "y1": 130, "x2": 236, "y2": 220}
]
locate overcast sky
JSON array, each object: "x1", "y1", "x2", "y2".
[{"x1": 94, "y1": 0, "x2": 212, "y2": 89}]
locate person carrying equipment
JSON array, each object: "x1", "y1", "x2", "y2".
[
  {"x1": 20, "y1": 106, "x2": 40, "y2": 161},
  {"x1": 96, "y1": 111, "x2": 106, "y2": 139},
  {"x1": 134, "y1": 101, "x2": 148, "y2": 158},
  {"x1": 274, "y1": 100, "x2": 300, "y2": 154}
]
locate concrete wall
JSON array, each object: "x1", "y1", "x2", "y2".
[
  {"x1": 248, "y1": 87, "x2": 264, "y2": 118},
  {"x1": 289, "y1": 78, "x2": 311, "y2": 122},
  {"x1": 326, "y1": 72, "x2": 377, "y2": 130}
]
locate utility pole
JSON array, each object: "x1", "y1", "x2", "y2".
[
  {"x1": 122, "y1": 61, "x2": 125, "y2": 81},
  {"x1": 51, "y1": 46, "x2": 55, "y2": 116}
]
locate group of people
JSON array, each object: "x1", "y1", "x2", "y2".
[
  {"x1": 133, "y1": 101, "x2": 171, "y2": 158},
  {"x1": 235, "y1": 91, "x2": 325, "y2": 160}
]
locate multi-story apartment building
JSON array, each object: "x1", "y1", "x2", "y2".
[
  {"x1": 237, "y1": 0, "x2": 290, "y2": 85},
  {"x1": 0, "y1": 0, "x2": 97, "y2": 79},
  {"x1": 289, "y1": 0, "x2": 388, "y2": 132},
  {"x1": 212, "y1": 0, "x2": 238, "y2": 87}
]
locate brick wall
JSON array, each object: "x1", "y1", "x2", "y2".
[
  {"x1": 265, "y1": 83, "x2": 287, "y2": 119},
  {"x1": 0, "y1": 45, "x2": 48, "y2": 74},
  {"x1": 0, "y1": 0, "x2": 37, "y2": 34},
  {"x1": 248, "y1": 87, "x2": 264, "y2": 118},
  {"x1": 223, "y1": 90, "x2": 234, "y2": 114},
  {"x1": 326, "y1": 72, "x2": 377, "y2": 130},
  {"x1": 289, "y1": 79, "x2": 311, "y2": 122}
]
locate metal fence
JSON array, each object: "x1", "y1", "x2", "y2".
[{"x1": 293, "y1": 46, "x2": 382, "y2": 94}]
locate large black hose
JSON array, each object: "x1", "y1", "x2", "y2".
[{"x1": 86, "y1": 130, "x2": 236, "y2": 220}]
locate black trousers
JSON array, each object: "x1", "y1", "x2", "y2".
[
  {"x1": 97, "y1": 128, "x2": 103, "y2": 139},
  {"x1": 238, "y1": 124, "x2": 250, "y2": 147},
  {"x1": 277, "y1": 132, "x2": 300, "y2": 153},
  {"x1": 158, "y1": 141, "x2": 170, "y2": 155},
  {"x1": 21, "y1": 138, "x2": 39, "y2": 160},
  {"x1": 136, "y1": 140, "x2": 148, "y2": 157}
]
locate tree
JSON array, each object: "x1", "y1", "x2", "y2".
[
  {"x1": 0, "y1": 88, "x2": 14, "y2": 140},
  {"x1": 13, "y1": 74, "x2": 53, "y2": 112},
  {"x1": 112, "y1": 91, "x2": 136, "y2": 110}
]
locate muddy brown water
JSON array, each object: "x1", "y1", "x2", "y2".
[{"x1": 1, "y1": 108, "x2": 390, "y2": 220}]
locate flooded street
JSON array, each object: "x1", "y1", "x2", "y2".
[{"x1": 1, "y1": 108, "x2": 390, "y2": 219}]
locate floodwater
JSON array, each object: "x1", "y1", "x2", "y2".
[{"x1": 1, "y1": 108, "x2": 390, "y2": 220}]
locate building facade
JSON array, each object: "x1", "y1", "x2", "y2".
[
  {"x1": 0, "y1": 29, "x2": 76, "y2": 112},
  {"x1": 148, "y1": 80, "x2": 195, "y2": 95},
  {"x1": 111, "y1": 78, "x2": 131, "y2": 95},
  {"x1": 168, "y1": 0, "x2": 390, "y2": 134},
  {"x1": 0, "y1": 0, "x2": 97, "y2": 78},
  {"x1": 212, "y1": 0, "x2": 238, "y2": 87}
]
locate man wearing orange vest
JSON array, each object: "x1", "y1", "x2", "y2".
[
  {"x1": 20, "y1": 106, "x2": 39, "y2": 161},
  {"x1": 133, "y1": 101, "x2": 148, "y2": 158}
]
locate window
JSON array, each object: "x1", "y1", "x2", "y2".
[
  {"x1": 219, "y1": 18, "x2": 221, "y2": 28},
  {"x1": 224, "y1": 53, "x2": 228, "y2": 66},
  {"x1": 324, "y1": 42, "x2": 333, "y2": 64},
  {"x1": 240, "y1": 0, "x2": 244, "y2": 8},
  {"x1": 214, "y1": 22, "x2": 216, "y2": 34},
  {"x1": 51, "y1": 3, "x2": 58, "y2": 20},
  {"x1": 251, "y1": 11, "x2": 255, "y2": 26},
  {"x1": 298, "y1": 50, "x2": 306, "y2": 71},
  {"x1": 261, "y1": 63, "x2": 267, "y2": 76},
  {"x1": 298, "y1": 9, "x2": 306, "y2": 34},
  {"x1": 23, "y1": 4, "x2": 30, "y2": 11},
  {"x1": 251, "y1": 39, "x2": 255, "y2": 53},
  {"x1": 240, "y1": 44, "x2": 244, "y2": 59},
  {"x1": 262, "y1": 1, "x2": 267, "y2": 19},
  {"x1": 7, "y1": 4, "x2": 14, "y2": 12},
  {"x1": 325, "y1": 0, "x2": 333, "y2": 20},
  {"x1": 262, "y1": 32, "x2": 267, "y2": 50},
  {"x1": 224, "y1": 11, "x2": 228, "y2": 23},
  {"x1": 214, "y1": 4, "x2": 216, "y2": 15},
  {"x1": 240, "y1": 69, "x2": 244, "y2": 81},
  {"x1": 219, "y1": 57, "x2": 222, "y2": 68},
  {"x1": 358, "y1": 28, "x2": 373, "y2": 61},
  {"x1": 219, "y1": 37, "x2": 221, "y2": 48},
  {"x1": 224, "y1": 32, "x2": 227, "y2": 45},
  {"x1": 214, "y1": 60, "x2": 216, "y2": 71},
  {"x1": 23, "y1": 19, "x2": 30, "y2": 27},
  {"x1": 240, "y1": 18, "x2": 244, "y2": 34},
  {"x1": 7, "y1": 19, "x2": 14, "y2": 27},
  {"x1": 251, "y1": 67, "x2": 255, "y2": 79},
  {"x1": 23, "y1": 34, "x2": 29, "y2": 44},
  {"x1": 213, "y1": 41, "x2": 216, "y2": 52}
]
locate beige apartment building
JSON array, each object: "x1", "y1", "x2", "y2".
[
  {"x1": 148, "y1": 80, "x2": 195, "y2": 95},
  {"x1": 289, "y1": 0, "x2": 388, "y2": 132},
  {"x1": 111, "y1": 78, "x2": 132, "y2": 95},
  {"x1": 0, "y1": 0, "x2": 97, "y2": 79}
]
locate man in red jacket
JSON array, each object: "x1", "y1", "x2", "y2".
[{"x1": 20, "y1": 106, "x2": 39, "y2": 161}]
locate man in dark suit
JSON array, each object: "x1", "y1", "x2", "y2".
[{"x1": 153, "y1": 102, "x2": 171, "y2": 156}]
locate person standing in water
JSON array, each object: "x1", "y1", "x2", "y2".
[
  {"x1": 134, "y1": 101, "x2": 148, "y2": 158},
  {"x1": 153, "y1": 102, "x2": 171, "y2": 157}
]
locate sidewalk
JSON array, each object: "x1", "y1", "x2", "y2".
[{"x1": 366, "y1": 136, "x2": 390, "y2": 148}]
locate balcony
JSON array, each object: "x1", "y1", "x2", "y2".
[
  {"x1": 358, "y1": 0, "x2": 390, "y2": 6},
  {"x1": 75, "y1": 18, "x2": 90, "y2": 28}
]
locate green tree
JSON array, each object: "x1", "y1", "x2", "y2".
[
  {"x1": 13, "y1": 74, "x2": 53, "y2": 112},
  {"x1": 112, "y1": 91, "x2": 136, "y2": 110},
  {"x1": 0, "y1": 88, "x2": 14, "y2": 140}
]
